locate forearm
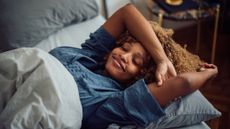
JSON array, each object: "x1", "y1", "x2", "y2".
[
  {"x1": 103, "y1": 4, "x2": 167, "y2": 62},
  {"x1": 178, "y1": 71, "x2": 214, "y2": 91},
  {"x1": 122, "y1": 4, "x2": 167, "y2": 62},
  {"x1": 123, "y1": 6, "x2": 167, "y2": 62},
  {"x1": 148, "y1": 71, "x2": 213, "y2": 107}
]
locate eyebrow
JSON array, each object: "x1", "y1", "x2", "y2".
[
  {"x1": 136, "y1": 52, "x2": 144, "y2": 59},
  {"x1": 128, "y1": 42, "x2": 146, "y2": 62}
]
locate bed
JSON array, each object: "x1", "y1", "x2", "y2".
[{"x1": 0, "y1": 0, "x2": 220, "y2": 128}]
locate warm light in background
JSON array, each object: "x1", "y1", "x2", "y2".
[{"x1": 166, "y1": 0, "x2": 183, "y2": 5}]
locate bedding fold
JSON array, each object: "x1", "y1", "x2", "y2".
[{"x1": 0, "y1": 48, "x2": 82, "y2": 129}]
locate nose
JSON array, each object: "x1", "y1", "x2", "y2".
[{"x1": 120, "y1": 53, "x2": 130, "y2": 63}]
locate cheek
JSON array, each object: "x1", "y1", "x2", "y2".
[
  {"x1": 105, "y1": 54, "x2": 122, "y2": 75},
  {"x1": 105, "y1": 55, "x2": 113, "y2": 70},
  {"x1": 126, "y1": 65, "x2": 141, "y2": 77}
]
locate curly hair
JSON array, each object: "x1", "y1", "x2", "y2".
[{"x1": 115, "y1": 21, "x2": 204, "y2": 84}]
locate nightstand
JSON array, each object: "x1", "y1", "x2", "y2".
[{"x1": 146, "y1": 0, "x2": 220, "y2": 64}]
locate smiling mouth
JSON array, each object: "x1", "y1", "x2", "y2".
[{"x1": 112, "y1": 55, "x2": 125, "y2": 72}]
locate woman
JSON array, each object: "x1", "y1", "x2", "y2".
[{"x1": 49, "y1": 4, "x2": 217, "y2": 129}]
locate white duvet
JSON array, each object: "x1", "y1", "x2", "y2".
[{"x1": 0, "y1": 48, "x2": 82, "y2": 129}]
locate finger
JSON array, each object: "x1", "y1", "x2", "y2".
[
  {"x1": 200, "y1": 62, "x2": 208, "y2": 67},
  {"x1": 199, "y1": 63, "x2": 203, "y2": 67},
  {"x1": 161, "y1": 74, "x2": 168, "y2": 85},
  {"x1": 164, "y1": 74, "x2": 169, "y2": 80},
  {"x1": 168, "y1": 66, "x2": 177, "y2": 77},
  {"x1": 157, "y1": 79, "x2": 162, "y2": 86},
  {"x1": 156, "y1": 74, "x2": 163, "y2": 86},
  {"x1": 169, "y1": 69, "x2": 177, "y2": 77},
  {"x1": 203, "y1": 63, "x2": 211, "y2": 67},
  {"x1": 204, "y1": 63, "x2": 215, "y2": 68},
  {"x1": 157, "y1": 81, "x2": 162, "y2": 86},
  {"x1": 162, "y1": 74, "x2": 166, "y2": 82}
]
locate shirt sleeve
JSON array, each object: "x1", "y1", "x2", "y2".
[
  {"x1": 83, "y1": 79, "x2": 165, "y2": 129},
  {"x1": 81, "y1": 26, "x2": 116, "y2": 59}
]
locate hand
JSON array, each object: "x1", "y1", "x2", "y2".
[
  {"x1": 155, "y1": 59, "x2": 177, "y2": 86},
  {"x1": 202, "y1": 63, "x2": 218, "y2": 77}
]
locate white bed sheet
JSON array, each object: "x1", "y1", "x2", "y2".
[{"x1": 171, "y1": 122, "x2": 210, "y2": 129}]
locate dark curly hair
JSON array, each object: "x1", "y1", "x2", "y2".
[
  {"x1": 103, "y1": 21, "x2": 204, "y2": 86},
  {"x1": 114, "y1": 21, "x2": 204, "y2": 85}
]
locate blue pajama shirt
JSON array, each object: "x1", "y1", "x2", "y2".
[{"x1": 49, "y1": 27, "x2": 165, "y2": 129}]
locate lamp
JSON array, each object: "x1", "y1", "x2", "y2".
[{"x1": 166, "y1": 0, "x2": 183, "y2": 6}]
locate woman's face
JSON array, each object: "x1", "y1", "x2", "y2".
[{"x1": 105, "y1": 42, "x2": 149, "y2": 83}]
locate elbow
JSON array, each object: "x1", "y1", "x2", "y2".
[
  {"x1": 121, "y1": 3, "x2": 136, "y2": 15},
  {"x1": 122, "y1": 3, "x2": 135, "y2": 10}
]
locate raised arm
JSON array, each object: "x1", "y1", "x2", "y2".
[
  {"x1": 148, "y1": 63, "x2": 218, "y2": 107},
  {"x1": 102, "y1": 4, "x2": 176, "y2": 85},
  {"x1": 103, "y1": 4, "x2": 164, "y2": 60}
]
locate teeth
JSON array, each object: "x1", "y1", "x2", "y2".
[
  {"x1": 118, "y1": 61, "x2": 125, "y2": 71},
  {"x1": 116, "y1": 60, "x2": 122, "y2": 69},
  {"x1": 113, "y1": 56, "x2": 124, "y2": 71},
  {"x1": 116, "y1": 60, "x2": 121, "y2": 68}
]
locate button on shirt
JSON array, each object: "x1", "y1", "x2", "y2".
[{"x1": 49, "y1": 27, "x2": 165, "y2": 129}]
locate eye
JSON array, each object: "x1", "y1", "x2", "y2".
[
  {"x1": 133, "y1": 58, "x2": 143, "y2": 67},
  {"x1": 121, "y1": 44, "x2": 130, "y2": 52},
  {"x1": 121, "y1": 46, "x2": 127, "y2": 51}
]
